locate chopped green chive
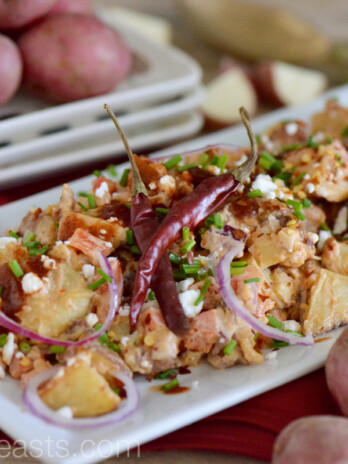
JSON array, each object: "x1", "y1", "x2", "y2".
[
  {"x1": 0, "y1": 286, "x2": 2, "y2": 297},
  {"x1": 177, "y1": 163, "x2": 197, "y2": 172},
  {"x1": 286, "y1": 199, "x2": 302, "y2": 210},
  {"x1": 49, "y1": 345, "x2": 66, "y2": 354},
  {"x1": 271, "y1": 160, "x2": 284, "y2": 174},
  {"x1": 96, "y1": 267, "x2": 112, "y2": 283},
  {"x1": 258, "y1": 151, "x2": 277, "y2": 171},
  {"x1": 120, "y1": 168, "x2": 130, "y2": 187},
  {"x1": 231, "y1": 261, "x2": 248, "y2": 268},
  {"x1": 320, "y1": 222, "x2": 331, "y2": 231},
  {"x1": 20, "y1": 342, "x2": 31, "y2": 354},
  {"x1": 155, "y1": 207, "x2": 169, "y2": 214},
  {"x1": 89, "y1": 278, "x2": 106, "y2": 291},
  {"x1": 270, "y1": 340, "x2": 289, "y2": 349},
  {"x1": 148, "y1": 290, "x2": 156, "y2": 301},
  {"x1": 301, "y1": 198, "x2": 312, "y2": 209},
  {"x1": 282, "y1": 144, "x2": 303, "y2": 152},
  {"x1": 182, "y1": 227, "x2": 190, "y2": 240},
  {"x1": 223, "y1": 339, "x2": 237, "y2": 356},
  {"x1": 0, "y1": 334, "x2": 8, "y2": 347},
  {"x1": 24, "y1": 241, "x2": 41, "y2": 249},
  {"x1": 23, "y1": 232, "x2": 36, "y2": 243},
  {"x1": 29, "y1": 245, "x2": 49, "y2": 256},
  {"x1": 77, "y1": 202, "x2": 88, "y2": 212},
  {"x1": 173, "y1": 269, "x2": 187, "y2": 280},
  {"x1": 125, "y1": 202, "x2": 131, "y2": 209},
  {"x1": 294, "y1": 210, "x2": 305, "y2": 221},
  {"x1": 256, "y1": 134, "x2": 261, "y2": 145},
  {"x1": 199, "y1": 153, "x2": 210, "y2": 166},
  {"x1": 274, "y1": 171, "x2": 292, "y2": 185},
  {"x1": 326, "y1": 136, "x2": 333, "y2": 144},
  {"x1": 181, "y1": 239, "x2": 196, "y2": 254},
  {"x1": 161, "y1": 377, "x2": 179, "y2": 392},
  {"x1": 205, "y1": 213, "x2": 223, "y2": 229},
  {"x1": 9, "y1": 260, "x2": 23, "y2": 278},
  {"x1": 164, "y1": 154, "x2": 182, "y2": 170},
  {"x1": 292, "y1": 171, "x2": 307, "y2": 186},
  {"x1": 335, "y1": 153, "x2": 344, "y2": 166},
  {"x1": 98, "y1": 332, "x2": 109, "y2": 344},
  {"x1": 216, "y1": 154, "x2": 228, "y2": 172},
  {"x1": 87, "y1": 193, "x2": 96, "y2": 209},
  {"x1": 169, "y1": 253, "x2": 181, "y2": 265},
  {"x1": 201, "y1": 279, "x2": 211, "y2": 295},
  {"x1": 107, "y1": 342, "x2": 120, "y2": 353},
  {"x1": 131, "y1": 245, "x2": 141, "y2": 255},
  {"x1": 78, "y1": 191, "x2": 88, "y2": 198},
  {"x1": 126, "y1": 229, "x2": 134, "y2": 246},
  {"x1": 112, "y1": 387, "x2": 121, "y2": 395},
  {"x1": 285, "y1": 329, "x2": 304, "y2": 337},
  {"x1": 155, "y1": 369, "x2": 176, "y2": 380},
  {"x1": 107, "y1": 164, "x2": 117, "y2": 177},
  {"x1": 267, "y1": 315, "x2": 283, "y2": 330},
  {"x1": 247, "y1": 189, "x2": 263, "y2": 198},
  {"x1": 253, "y1": 331, "x2": 259, "y2": 341},
  {"x1": 9, "y1": 230, "x2": 19, "y2": 239},
  {"x1": 93, "y1": 170, "x2": 101, "y2": 177},
  {"x1": 194, "y1": 294, "x2": 205, "y2": 306},
  {"x1": 230, "y1": 267, "x2": 245, "y2": 276},
  {"x1": 340, "y1": 125, "x2": 348, "y2": 138},
  {"x1": 306, "y1": 135, "x2": 319, "y2": 149},
  {"x1": 261, "y1": 151, "x2": 277, "y2": 164},
  {"x1": 244, "y1": 277, "x2": 260, "y2": 284},
  {"x1": 182, "y1": 264, "x2": 201, "y2": 275},
  {"x1": 94, "y1": 323, "x2": 103, "y2": 331}
]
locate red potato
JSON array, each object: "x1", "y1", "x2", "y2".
[
  {"x1": 0, "y1": 0, "x2": 57, "y2": 29},
  {"x1": 0, "y1": 35, "x2": 22, "y2": 106},
  {"x1": 18, "y1": 14, "x2": 133, "y2": 104},
  {"x1": 202, "y1": 67, "x2": 258, "y2": 129},
  {"x1": 255, "y1": 61, "x2": 328, "y2": 107},
  {"x1": 273, "y1": 416, "x2": 348, "y2": 464},
  {"x1": 326, "y1": 326, "x2": 348, "y2": 416},
  {"x1": 50, "y1": 0, "x2": 93, "y2": 15}
]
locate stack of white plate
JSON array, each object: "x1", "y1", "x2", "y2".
[{"x1": 0, "y1": 19, "x2": 203, "y2": 189}]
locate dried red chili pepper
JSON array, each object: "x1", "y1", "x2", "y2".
[
  {"x1": 129, "y1": 107, "x2": 258, "y2": 330},
  {"x1": 105, "y1": 105, "x2": 189, "y2": 335}
]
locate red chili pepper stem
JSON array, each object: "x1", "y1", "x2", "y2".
[
  {"x1": 230, "y1": 107, "x2": 258, "y2": 183},
  {"x1": 104, "y1": 104, "x2": 148, "y2": 198}
]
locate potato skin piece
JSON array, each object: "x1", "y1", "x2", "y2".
[
  {"x1": 0, "y1": 0, "x2": 56, "y2": 29},
  {"x1": 326, "y1": 326, "x2": 348, "y2": 416},
  {"x1": 0, "y1": 35, "x2": 22, "y2": 106},
  {"x1": 18, "y1": 14, "x2": 132, "y2": 103},
  {"x1": 273, "y1": 416, "x2": 348, "y2": 464}
]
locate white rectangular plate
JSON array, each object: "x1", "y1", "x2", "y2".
[{"x1": 0, "y1": 85, "x2": 347, "y2": 464}]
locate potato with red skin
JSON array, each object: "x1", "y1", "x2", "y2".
[
  {"x1": 18, "y1": 15, "x2": 133, "y2": 104},
  {"x1": 0, "y1": 35, "x2": 22, "y2": 106},
  {"x1": 50, "y1": 0, "x2": 93, "y2": 15},
  {"x1": 326, "y1": 326, "x2": 348, "y2": 416},
  {"x1": 0, "y1": 0, "x2": 57, "y2": 29},
  {"x1": 273, "y1": 416, "x2": 348, "y2": 464}
]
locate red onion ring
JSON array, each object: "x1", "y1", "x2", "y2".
[
  {"x1": 23, "y1": 367, "x2": 139, "y2": 429},
  {"x1": 0, "y1": 253, "x2": 122, "y2": 347},
  {"x1": 216, "y1": 246, "x2": 314, "y2": 347},
  {"x1": 156, "y1": 143, "x2": 241, "y2": 163}
]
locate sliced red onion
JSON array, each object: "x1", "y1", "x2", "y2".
[
  {"x1": 216, "y1": 247, "x2": 314, "y2": 346},
  {"x1": 0, "y1": 253, "x2": 122, "y2": 347},
  {"x1": 157, "y1": 143, "x2": 240, "y2": 163},
  {"x1": 23, "y1": 367, "x2": 139, "y2": 429}
]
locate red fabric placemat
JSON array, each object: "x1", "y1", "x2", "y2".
[{"x1": 0, "y1": 160, "x2": 340, "y2": 463}]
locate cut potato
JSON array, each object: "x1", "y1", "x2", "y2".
[
  {"x1": 39, "y1": 355, "x2": 120, "y2": 417},
  {"x1": 322, "y1": 238, "x2": 348, "y2": 276},
  {"x1": 202, "y1": 69, "x2": 257, "y2": 127},
  {"x1": 302, "y1": 268, "x2": 348, "y2": 335},
  {"x1": 255, "y1": 61, "x2": 328, "y2": 107}
]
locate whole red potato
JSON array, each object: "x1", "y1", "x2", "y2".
[
  {"x1": 0, "y1": 0, "x2": 57, "y2": 29},
  {"x1": 326, "y1": 326, "x2": 348, "y2": 416},
  {"x1": 50, "y1": 0, "x2": 93, "y2": 15},
  {"x1": 273, "y1": 416, "x2": 348, "y2": 464},
  {"x1": 0, "y1": 35, "x2": 22, "y2": 106},
  {"x1": 18, "y1": 15, "x2": 133, "y2": 104}
]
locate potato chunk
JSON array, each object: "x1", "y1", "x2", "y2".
[
  {"x1": 322, "y1": 238, "x2": 348, "y2": 276},
  {"x1": 39, "y1": 356, "x2": 120, "y2": 417},
  {"x1": 302, "y1": 268, "x2": 348, "y2": 335}
]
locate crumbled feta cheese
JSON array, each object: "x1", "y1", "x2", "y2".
[
  {"x1": 55, "y1": 240, "x2": 63, "y2": 246},
  {"x1": 82, "y1": 264, "x2": 95, "y2": 280},
  {"x1": 15, "y1": 352, "x2": 24, "y2": 359},
  {"x1": 306, "y1": 183, "x2": 315, "y2": 194},
  {"x1": 312, "y1": 132, "x2": 324, "y2": 143},
  {"x1": 192, "y1": 380, "x2": 200, "y2": 391},
  {"x1": 54, "y1": 368, "x2": 65, "y2": 380},
  {"x1": 277, "y1": 190, "x2": 285, "y2": 200},
  {"x1": 235, "y1": 154, "x2": 247, "y2": 167},
  {"x1": 0, "y1": 365, "x2": 5, "y2": 380},
  {"x1": 108, "y1": 257, "x2": 117, "y2": 262},
  {"x1": 41, "y1": 255, "x2": 56, "y2": 270},
  {"x1": 140, "y1": 359, "x2": 151, "y2": 369},
  {"x1": 307, "y1": 232, "x2": 319, "y2": 245},
  {"x1": 265, "y1": 351, "x2": 278, "y2": 361},
  {"x1": 208, "y1": 165, "x2": 220, "y2": 175},
  {"x1": 318, "y1": 230, "x2": 332, "y2": 251},
  {"x1": 237, "y1": 184, "x2": 245, "y2": 193},
  {"x1": 119, "y1": 304, "x2": 130, "y2": 316},
  {"x1": 108, "y1": 217, "x2": 117, "y2": 223},
  {"x1": 285, "y1": 122, "x2": 298, "y2": 136},
  {"x1": 0, "y1": 237, "x2": 17, "y2": 249},
  {"x1": 121, "y1": 336, "x2": 130, "y2": 346},
  {"x1": 176, "y1": 278, "x2": 194, "y2": 293},
  {"x1": 56, "y1": 406, "x2": 73, "y2": 419},
  {"x1": 178, "y1": 289, "x2": 203, "y2": 318},
  {"x1": 64, "y1": 240, "x2": 71, "y2": 246},
  {"x1": 261, "y1": 134, "x2": 274, "y2": 151},
  {"x1": 21, "y1": 273, "x2": 44, "y2": 294},
  {"x1": 251, "y1": 174, "x2": 277, "y2": 199},
  {"x1": 282, "y1": 320, "x2": 302, "y2": 333},
  {"x1": 100, "y1": 229, "x2": 106, "y2": 235},
  {"x1": 303, "y1": 174, "x2": 310, "y2": 180},
  {"x1": 67, "y1": 357, "x2": 76, "y2": 367},
  {"x1": 86, "y1": 313, "x2": 98, "y2": 328},
  {"x1": 333, "y1": 206, "x2": 347, "y2": 235},
  {"x1": 159, "y1": 175, "x2": 175, "y2": 188},
  {"x1": 148, "y1": 182, "x2": 156, "y2": 190},
  {"x1": 104, "y1": 241, "x2": 113, "y2": 248},
  {"x1": 2, "y1": 333, "x2": 16, "y2": 365},
  {"x1": 95, "y1": 182, "x2": 108, "y2": 198}
]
